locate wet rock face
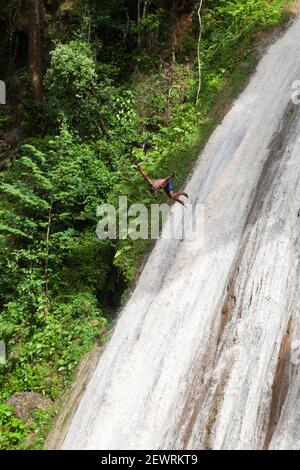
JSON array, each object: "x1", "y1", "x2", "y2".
[
  {"x1": 6, "y1": 392, "x2": 53, "y2": 420},
  {"x1": 62, "y1": 12, "x2": 300, "y2": 450}
]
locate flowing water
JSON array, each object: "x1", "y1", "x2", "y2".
[{"x1": 62, "y1": 11, "x2": 300, "y2": 450}]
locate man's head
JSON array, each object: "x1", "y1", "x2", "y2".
[{"x1": 149, "y1": 184, "x2": 158, "y2": 195}]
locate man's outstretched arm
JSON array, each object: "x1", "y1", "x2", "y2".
[{"x1": 136, "y1": 165, "x2": 153, "y2": 185}]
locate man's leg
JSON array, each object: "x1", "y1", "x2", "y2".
[
  {"x1": 175, "y1": 198, "x2": 186, "y2": 207},
  {"x1": 168, "y1": 191, "x2": 186, "y2": 207},
  {"x1": 176, "y1": 191, "x2": 188, "y2": 198}
]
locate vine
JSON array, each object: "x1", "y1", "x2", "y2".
[{"x1": 196, "y1": 0, "x2": 204, "y2": 105}]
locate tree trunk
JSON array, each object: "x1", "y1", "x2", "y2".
[
  {"x1": 137, "y1": 0, "x2": 141, "y2": 48},
  {"x1": 28, "y1": 0, "x2": 43, "y2": 102}
]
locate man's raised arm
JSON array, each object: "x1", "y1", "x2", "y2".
[{"x1": 136, "y1": 165, "x2": 153, "y2": 185}]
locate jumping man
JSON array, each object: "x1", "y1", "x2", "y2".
[{"x1": 136, "y1": 165, "x2": 188, "y2": 207}]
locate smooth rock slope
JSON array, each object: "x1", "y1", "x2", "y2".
[{"x1": 62, "y1": 11, "x2": 300, "y2": 450}]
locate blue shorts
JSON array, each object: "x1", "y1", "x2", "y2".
[{"x1": 164, "y1": 180, "x2": 174, "y2": 194}]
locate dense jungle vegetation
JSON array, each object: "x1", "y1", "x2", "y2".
[{"x1": 0, "y1": 0, "x2": 293, "y2": 449}]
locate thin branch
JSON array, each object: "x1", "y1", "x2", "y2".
[
  {"x1": 196, "y1": 0, "x2": 204, "y2": 106},
  {"x1": 44, "y1": 202, "x2": 52, "y2": 296},
  {"x1": 143, "y1": 0, "x2": 148, "y2": 19},
  {"x1": 123, "y1": 10, "x2": 130, "y2": 44},
  {"x1": 137, "y1": 0, "x2": 141, "y2": 49},
  {"x1": 87, "y1": 15, "x2": 91, "y2": 41}
]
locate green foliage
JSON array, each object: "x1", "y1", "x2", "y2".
[
  {"x1": 0, "y1": 0, "x2": 292, "y2": 450},
  {"x1": 45, "y1": 41, "x2": 96, "y2": 124},
  {"x1": 0, "y1": 403, "x2": 53, "y2": 449},
  {"x1": 1, "y1": 293, "x2": 107, "y2": 399},
  {"x1": 0, "y1": 107, "x2": 11, "y2": 136},
  {"x1": 100, "y1": 0, "x2": 291, "y2": 282},
  {"x1": 201, "y1": 0, "x2": 288, "y2": 74},
  {"x1": 0, "y1": 127, "x2": 112, "y2": 418},
  {"x1": 0, "y1": 404, "x2": 30, "y2": 450},
  {"x1": 45, "y1": 40, "x2": 117, "y2": 138}
]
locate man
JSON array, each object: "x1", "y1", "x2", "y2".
[{"x1": 136, "y1": 165, "x2": 188, "y2": 207}]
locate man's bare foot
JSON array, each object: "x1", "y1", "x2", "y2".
[{"x1": 176, "y1": 199, "x2": 186, "y2": 207}]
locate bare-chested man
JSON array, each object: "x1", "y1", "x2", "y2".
[{"x1": 136, "y1": 165, "x2": 188, "y2": 207}]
